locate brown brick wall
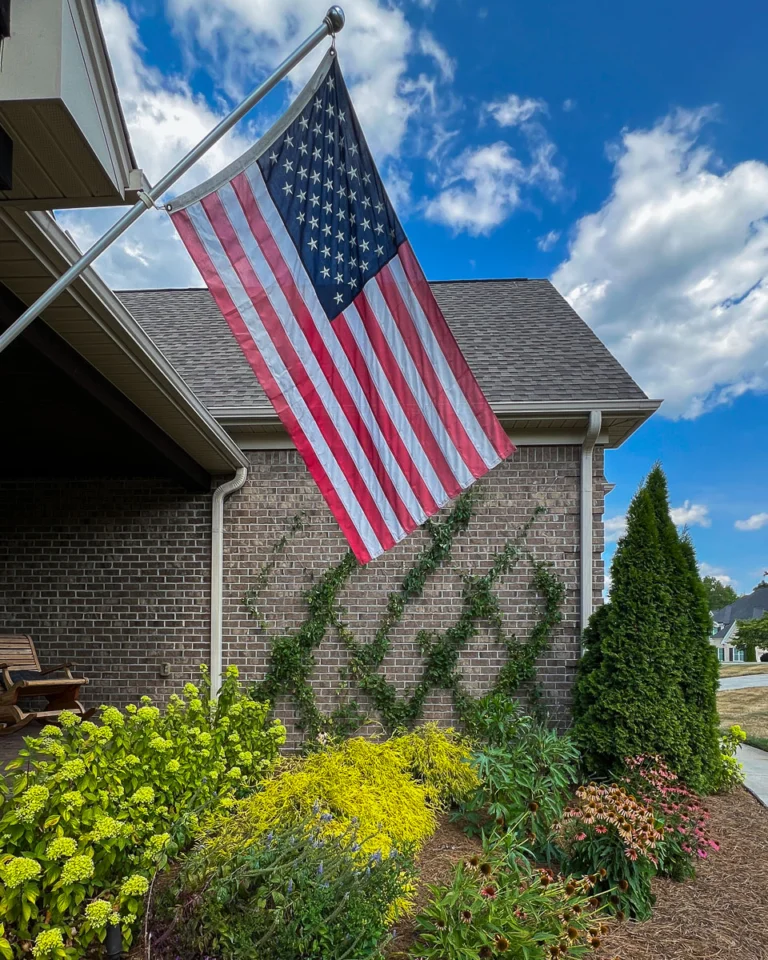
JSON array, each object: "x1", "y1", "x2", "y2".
[
  {"x1": 0, "y1": 445, "x2": 605, "y2": 737},
  {"x1": 223, "y1": 445, "x2": 606, "y2": 742},
  {"x1": 0, "y1": 479, "x2": 212, "y2": 705}
]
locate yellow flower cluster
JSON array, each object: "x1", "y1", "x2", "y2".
[
  {"x1": 84, "y1": 899, "x2": 114, "y2": 929},
  {"x1": 16, "y1": 785, "x2": 50, "y2": 823},
  {"x1": 60, "y1": 854, "x2": 95, "y2": 886},
  {"x1": 120, "y1": 874, "x2": 150, "y2": 898},
  {"x1": 31, "y1": 927, "x2": 64, "y2": 958},
  {"x1": 45, "y1": 837, "x2": 78, "y2": 860},
  {"x1": 1, "y1": 856, "x2": 42, "y2": 888}
]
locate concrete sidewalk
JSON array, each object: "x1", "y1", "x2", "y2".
[
  {"x1": 719, "y1": 674, "x2": 768, "y2": 691},
  {"x1": 739, "y1": 743, "x2": 768, "y2": 806}
]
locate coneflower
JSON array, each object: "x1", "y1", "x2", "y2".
[
  {"x1": 528, "y1": 800, "x2": 540, "y2": 812},
  {"x1": 479, "y1": 946, "x2": 494, "y2": 959},
  {"x1": 434, "y1": 918, "x2": 446, "y2": 930},
  {"x1": 480, "y1": 885, "x2": 498, "y2": 900},
  {"x1": 618, "y1": 879, "x2": 629, "y2": 892},
  {"x1": 567, "y1": 926, "x2": 579, "y2": 940},
  {"x1": 479, "y1": 862, "x2": 493, "y2": 877},
  {"x1": 468, "y1": 854, "x2": 481, "y2": 868},
  {"x1": 494, "y1": 934, "x2": 510, "y2": 953},
  {"x1": 460, "y1": 909, "x2": 473, "y2": 924}
]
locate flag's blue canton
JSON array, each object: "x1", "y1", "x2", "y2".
[{"x1": 257, "y1": 56, "x2": 405, "y2": 321}]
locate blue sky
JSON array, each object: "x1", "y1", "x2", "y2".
[{"x1": 63, "y1": 0, "x2": 768, "y2": 594}]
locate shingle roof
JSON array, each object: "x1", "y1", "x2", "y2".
[
  {"x1": 117, "y1": 279, "x2": 647, "y2": 414},
  {"x1": 712, "y1": 585, "x2": 768, "y2": 627}
]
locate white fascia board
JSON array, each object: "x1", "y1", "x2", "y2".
[
  {"x1": 8, "y1": 210, "x2": 248, "y2": 472},
  {"x1": 72, "y1": 0, "x2": 139, "y2": 189}
]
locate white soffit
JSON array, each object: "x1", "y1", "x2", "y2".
[{"x1": 0, "y1": 0, "x2": 142, "y2": 209}]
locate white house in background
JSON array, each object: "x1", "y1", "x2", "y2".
[{"x1": 711, "y1": 583, "x2": 768, "y2": 663}]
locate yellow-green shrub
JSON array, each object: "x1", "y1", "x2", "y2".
[
  {"x1": 381, "y1": 723, "x2": 479, "y2": 807},
  {"x1": 204, "y1": 726, "x2": 473, "y2": 861}
]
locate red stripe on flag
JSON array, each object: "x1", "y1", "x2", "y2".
[
  {"x1": 352, "y1": 289, "x2": 462, "y2": 501},
  {"x1": 230, "y1": 172, "x2": 419, "y2": 536},
  {"x1": 171, "y1": 207, "x2": 373, "y2": 563},
  {"x1": 397, "y1": 242, "x2": 514, "y2": 461},
  {"x1": 332, "y1": 311, "x2": 440, "y2": 517},
  {"x1": 200, "y1": 191, "x2": 395, "y2": 553},
  {"x1": 376, "y1": 263, "x2": 489, "y2": 480}
]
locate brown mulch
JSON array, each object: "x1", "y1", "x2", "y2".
[
  {"x1": 386, "y1": 813, "x2": 482, "y2": 957},
  {"x1": 389, "y1": 788, "x2": 768, "y2": 960},
  {"x1": 597, "y1": 787, "x2": 768, "y2": 960}
]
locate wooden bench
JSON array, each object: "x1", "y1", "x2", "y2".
[{"x1": 0, "y1": 635, "x2": 93, "y2": 736}]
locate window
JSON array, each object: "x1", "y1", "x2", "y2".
[
  {"x1": 734, "y1": 648, "x2": 745, "y2": 662},
  {"x1": 717, "y1": 647, "x2": 724, "y2": 662}
]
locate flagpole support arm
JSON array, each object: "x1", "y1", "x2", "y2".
[{"x1": 0, "y1": 8, "x2": 345, "y2": 355}]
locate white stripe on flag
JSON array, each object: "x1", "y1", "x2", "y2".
[
  {"x1": 387, "y1": 256, "x2": 502, "y2": 470},
  {"x1": 217, "y1": 180, "x2": 408, "y2": 542},
  {"x1": 240, "y1": 167, "x2": 431, "y2": 528},
  {"x1": 341, "y1": 300, "x2": 449, "y2": 508},
  {"x1": 362, "y1": 278, "x2": 476, "y2": 489},
  {"x1": 184, "y1": 201, "x2": 383, "y2": 559}
]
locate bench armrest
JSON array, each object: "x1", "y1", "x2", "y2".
[{"x1": 40, "y1": 662, "x2": 74, "y2": 678}]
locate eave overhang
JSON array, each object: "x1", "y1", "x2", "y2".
[
  {"x1": 213, "y1": 398, "x2": 662, "y2": 450},
  {"x1": 0, "y1": 0, "x2": 143, "y2": 209}
]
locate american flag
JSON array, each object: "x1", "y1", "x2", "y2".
[{"x1": 169, "y1": 51, "x2": 514, "y2": 563}]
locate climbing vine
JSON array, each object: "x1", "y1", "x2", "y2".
[
  {"x1": 242, "y1": 511, "x2": 306, "y2": 627},
  {"x1": 249, "y1": 494, "x2": 564, "y2": 740}
]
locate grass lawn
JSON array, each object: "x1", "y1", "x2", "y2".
[
  {"x1": 718, "y1": 686, "x2": 768, "y2": 748},
  {"x1": 719, "y1": 663, "x2": 768, "y2": 678}
]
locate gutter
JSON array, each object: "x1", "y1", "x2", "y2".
[
  {"x1": 211, "y1": 467, "x2": 248, "y2": 697},
  {"x1": 581, "y1": 410, "x2": 602, "y2": 643}
]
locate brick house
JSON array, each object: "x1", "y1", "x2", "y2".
[{"x1": 0, "y1": 0, "x2": 659, "y2": 740}]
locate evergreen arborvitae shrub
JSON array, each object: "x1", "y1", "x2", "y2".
[{"x1": 573, "y1": 466, "x2": 720, "y2": 792}]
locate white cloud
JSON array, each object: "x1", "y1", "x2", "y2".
[
  {"x1": 57, "y1": 0, "x2": 257, "y2": 288},
  {"x1": 425, "y1": 124, "x2": 562, "y2": 236},
  {"x1": 537, "y1": 229, "x2": 561, "y2": 252},
  {"x1": 164, "y1": 0, "x2": 440, "y2": 162},
  {"x1": 418, "y1": 29, "x2": 455, "y2": 82},
  {"x1": 562, "y1": 98, "x2": 576, "y2": 112},
  {"x1": 735, "y1": 512, "x2": 768, "y2": 531},
  {"x1": 669, "y1": 500, "x2": 711, "y2": 528},
  {"x1": 699, "y1": 562, "x2": 735, "y2": 586},
  {"x1": 552, "y1": 108, "x2": 768, "y2": 418},
  {"x1": 485, "y1": 94, "x2": 546, "y2": 128},
  {"x1": 604, "y1": 514, "x2": 627, "y2": 542},
  {"x1": 424, "y1": 142, "x2": 526, "y2": 234}
]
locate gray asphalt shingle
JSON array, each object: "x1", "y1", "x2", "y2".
[{"x1": 118, "y1": 279, "x2": 647, "y2": 414}]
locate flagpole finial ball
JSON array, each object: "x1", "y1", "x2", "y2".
[{"x1": 325, "y1": 6, "x2": 345, "y2": 33}]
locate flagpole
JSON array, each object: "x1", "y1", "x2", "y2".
[{"x1": 0, "y1": 6, "x2": 345, "y2": 355}]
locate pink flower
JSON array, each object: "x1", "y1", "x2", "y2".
[
  {"x1": 697, "y1": 849, "x2": 708, "y2": 859},
  {"x1": 575, "y1": 832, "x2": 587, "y2": 841}
]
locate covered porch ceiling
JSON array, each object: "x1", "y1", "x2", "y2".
[{"x1": 0, "y1": 208, "x2": 248, "y2": 487}]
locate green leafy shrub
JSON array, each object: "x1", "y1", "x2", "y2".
[
  {"x1": 457, "y1": 700, "x2": 579, "y2": 856},
  {"x1": 711, "y1": 725, "x2": 747, "y2": 793},
  {"x1": 573, "y1": 465, "x2": 721, "y2": 792},
  {"x1": 411, "y1": 833, "x2": 608, "y2": 959},
  {"x1": 158, "y1": 814, "x2": 416, "y2": 960},
  {"x1": 0, "y1": 667, "x2": 284, "y2": 959},
  {"x1": 555, "y1": 781, "x2": 664, "y2": 920}
]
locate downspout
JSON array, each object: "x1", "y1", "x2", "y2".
[
  {"x1": 580, "y1": 411, "x2": 602, "y2": 646},
  {"x1": 211, "y1": 467, "x2": 248, "y2": 696}
]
